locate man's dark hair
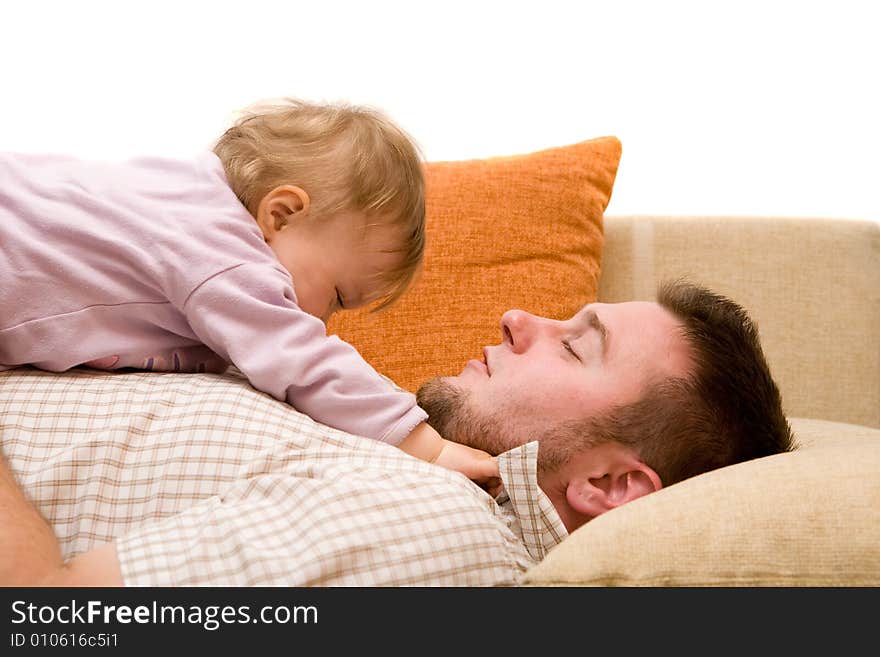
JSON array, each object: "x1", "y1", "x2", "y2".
[{"x1": 585, "y1": 279, "x2": 796, "y2": 486}]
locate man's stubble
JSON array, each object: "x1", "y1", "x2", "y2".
[
  {"x1": 417, "y1": 376, "x2": 597, "y2": 474},
  {"x1": 416, "y1": 377, "x2": 515, "y2": 456}
]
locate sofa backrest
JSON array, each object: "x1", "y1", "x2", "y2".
[{"x1": 597, "y1": 215, "x2": 880, "y2": 429}]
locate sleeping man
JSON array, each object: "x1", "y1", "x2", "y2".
[{"x1": 0, "y1": 280, "x2": 794, "y2": 586}]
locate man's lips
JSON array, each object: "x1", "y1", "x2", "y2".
[
  {"x1": 466, "y1": 358, "x2": 489, "y2": 375},
  {"x1": 465, "y1": 348, "x2": 491, "y2": 376}
]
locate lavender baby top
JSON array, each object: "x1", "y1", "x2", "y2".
[{"x1": 0, "y1": 151, "x2": 426, "y2": 444}]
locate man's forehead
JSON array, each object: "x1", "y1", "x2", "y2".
[
  {"x1": 573, "y1": 300, "x2": 661, "y2": 317},
  {"x1": 578, "y1": 300, "x2": 689, "y2": 365}
]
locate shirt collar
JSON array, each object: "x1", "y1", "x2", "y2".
[{"x1": 496, "y1": 441, "x2": 569, "y2": 561}]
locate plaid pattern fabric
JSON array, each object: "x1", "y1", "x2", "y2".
[
  {"x1": 0, "y1": 367, "x2": 568, "y2": 586},
  {"x1": 497, "y1": 442, "x2": 569, "y2": 561}
]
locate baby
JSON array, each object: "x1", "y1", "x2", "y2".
[{"x1": 0, "y1": 98, "x2": 496, "y2": 483}]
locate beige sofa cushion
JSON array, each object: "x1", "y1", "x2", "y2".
[
  {"x1": 597, "y1": 216, "x2": 880, "y2": 429},
  {"x1": 522, "y1": 417, "x2": 880, "y2": 586}
]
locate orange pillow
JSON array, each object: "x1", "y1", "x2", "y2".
[{"x1": 328, "y1": 136, "x2": 622, "y2": 393}]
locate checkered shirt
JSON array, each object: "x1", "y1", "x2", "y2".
[{"x1": 1, "y1": 368, "x2": 568, "y2": 586}]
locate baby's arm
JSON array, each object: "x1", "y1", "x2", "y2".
[
  {"x1": 399, "y1": 422, "x2": 500, "y2": 488},
  {"x1": 183, "y1": 264, "x2": 423, "y2": 441},
  {"x1": 182, "y1": 264, "x2": 498, "y2": 484}
]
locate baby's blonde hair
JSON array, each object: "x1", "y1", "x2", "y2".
[{"x1": 213, "y1": 98, "x2": 425, "y2": 310}]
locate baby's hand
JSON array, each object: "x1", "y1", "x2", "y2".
[
  {"x1": 398, "y1": 423, "x2": 502, "y2": 495},
  {"x1": 433, "y1": 439, "x2": 501, "y2": 496}
]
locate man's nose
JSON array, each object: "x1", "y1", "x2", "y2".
[{"x1": 500, "y1": 309, "x2": 542, "y2": 353}]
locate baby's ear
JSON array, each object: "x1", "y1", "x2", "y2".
[{"x1": 256, "y1": 185, "x2": 310, "y2": 238}]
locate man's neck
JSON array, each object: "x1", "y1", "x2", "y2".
[{"x1": 538, "y1": 470, "x2": 590, "y2": 534}]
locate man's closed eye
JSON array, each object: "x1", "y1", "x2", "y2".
[{"x1": 563, "y1": 340, "x2": 581, "y2": 361}]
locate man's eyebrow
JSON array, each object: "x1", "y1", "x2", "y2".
[{"x1": 584, "y1": 309, "x2": 608, "y2": 359}]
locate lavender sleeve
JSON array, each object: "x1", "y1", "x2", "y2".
[{"x1": 181, "y1": 263, "x2": 427, "y2": 445}]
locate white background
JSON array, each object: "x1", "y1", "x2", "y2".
[{"x1": 1, "y1": 0, "x2": 877, "y2": 221}]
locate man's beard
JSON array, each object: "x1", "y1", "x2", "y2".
[
  {"x1": 416, "y1": 377, "x2": 514, "y2": 456},
  {"x1": 417, "y1": 376, "x2": 597, "y2": 473}
]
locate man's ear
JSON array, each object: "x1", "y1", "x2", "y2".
[
  {"x1": 565, "y1": 456, "x2": 662, "y2": 519},
  {"x1": 255, "y1": 185, "x2": 310, "y2": 240}
]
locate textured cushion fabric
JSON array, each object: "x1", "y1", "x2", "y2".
[
  {"x1": 522, "y1": 417, "x2": 880, "y2": 586},
  {"x1": 597, "y1": 215, "x2": 880, "y2": 429},
  {"x1": 328, "y1": 137, "x2": 621, "y2": 393}
]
